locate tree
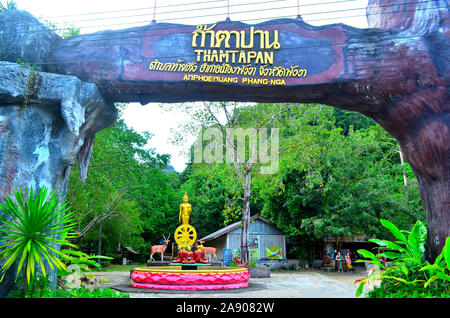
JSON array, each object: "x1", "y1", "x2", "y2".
[
  {"x1": 256, "y1": 105, "x2": 424, "y2": 257},
  {"x1": 67, "y1": 115, "x2": 178, "y2": 257},
  {"x1": 167, "y1": 102, "x2": 292, "y2": 263}
]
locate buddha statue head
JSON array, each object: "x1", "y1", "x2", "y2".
[{"x1": 183, "y1": 191, "x2": 189, "y2": 203}]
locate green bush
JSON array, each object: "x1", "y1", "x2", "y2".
[
  {"x1": 355, "y1": 219, "x2": 450, "y2": 298},
  {"x1": 369, "y1": 278, "x2": 450, "y2": 298},
  {"x1": 0, "y1": 1, "x2": 17, "y2": 13},
  {"x1": 44, "y1": 286, "x2": 129, "y2": 298},
  {"x1": 0, "y1": 187, "x2": 77, "y2": 293},
  {"x1": 8, "y1": 275, "x2": 129, "y2": 298}
]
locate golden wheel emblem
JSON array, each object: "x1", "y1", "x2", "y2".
[{"x1": 174, "y1": 224, "x2": 197, "y2": 249}]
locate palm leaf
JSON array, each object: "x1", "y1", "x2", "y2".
[{"x1": 0, "y1": 187, "x2": 77, "y2": 285}]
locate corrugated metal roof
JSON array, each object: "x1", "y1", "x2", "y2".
[
  {"x1": 121, "y1": 246, "x2": 139, "y2": 254},
  {"x1": 199, "y1": 214, "x2": 277, "y2": 241}
]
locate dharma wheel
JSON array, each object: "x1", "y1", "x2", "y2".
[{"x1": 174, "y1": 224, "x2": 197, "y2": 250}]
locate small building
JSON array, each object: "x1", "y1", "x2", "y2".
[
  {"x1": 199, "y1": 214, "x2": 287, "y2": 269},
  {"x1": 119, "y1": 246, "x2": 139, "y2": 265}
]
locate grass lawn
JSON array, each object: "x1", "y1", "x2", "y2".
[{"x1": 101, "y1": 263, "x2": 147, "y2": 272}]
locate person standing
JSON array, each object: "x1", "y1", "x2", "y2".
[
  {"x1": 335, "y1": 252, "x2": 344, "y2": 272},
  {"x1": 345, "y1": 250, "x2": 352, "y2": 271}
]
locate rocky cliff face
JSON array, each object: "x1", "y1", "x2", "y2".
[
  {"x1": 0, "y1": 61, "x2": 117, "y2": 197},
  {"x1": 0, "y1": 11, "x2": 117, "y2": 296}
]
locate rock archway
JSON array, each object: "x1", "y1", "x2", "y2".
[{"x1": 0, "y1": 1, "x2": 448, "y2": 294}]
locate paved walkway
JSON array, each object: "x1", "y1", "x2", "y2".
[{"x1": 91, "y1": 270, "x2": 367, "y2": 298}]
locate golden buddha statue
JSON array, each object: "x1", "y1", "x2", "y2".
[
  {"x1": 179, "y1": 191, "x2": 192, "y2": 225},
  {"x1": 174, "y1": 191, "x2": 197, "y2": 252}
]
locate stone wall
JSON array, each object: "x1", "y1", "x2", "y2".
[{"x1": 0, "y1": 11, "x2": 117, "y2": 296}]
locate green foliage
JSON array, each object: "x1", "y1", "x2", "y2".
[
  {"x1": 59, "y1": 249, "x2": 112, "y2": 272},
  {"x1": 175, "y1": 105, "x2": 423, "y2": 259},
  {"x1": 8, "y1": 275, "x2": 129, "y2": 298},
  {"x1": 68, "y1": 116, "x2": 179, "y2": 257},
  {"x1": 8, "y1": 274, "x2": 52, "y2": 298},
  {"x1": 333, "y1": 108, "x2": 376, "y2": 135},
  {"x1": 46, "y1": 286, "x2": 130, "y2": 298},
  {"x1": 0, "y1": 187, "x2": 77, "y2": 287},
  {"x1": 39, "y1": 18, "x2": 81, "y2": 39},
  {"x1": 181, "y1": 163, "x2": 238, "y2": 235},
  {"x1": 255, "y1": 105, "x2": 423, "y2": 255},
  {"x1": 355, "y1": 220, "x2": 449, "y2": 298},
  {"x1": 120, "y1": 235, "x2": 148, "y2": 262},
  {"x1": 368, "y1": 279, "x2": 450, "y2": 298},
  {"x1": 419, "y1": 237, "x2": 450, "y2": 289},
  {"x1": 0, "y1": 0, "x2": 17, "y2": 13}
]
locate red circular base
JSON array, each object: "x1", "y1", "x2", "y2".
[
  {"x1": 131, "y1": 267, "x2": 250, "y2": 291},
  {"x1": 131, "y1": 281, "x2": 249, "y2": 290}
]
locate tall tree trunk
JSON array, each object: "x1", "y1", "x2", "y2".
[
  {"x1": 240, "y1": 172, "x2": 251, "y2": 264},
  {"x1": 97, "y1": 217, "x2": 103, "y2": 261},
  {"x1": 399, "y1": 146, "x2": 408, "y2": 188}
]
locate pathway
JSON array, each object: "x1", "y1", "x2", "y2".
[{"x1": 91, "y1": 269, "x2": 368, "y2": 298}]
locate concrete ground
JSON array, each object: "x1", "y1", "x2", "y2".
[{"x1": 91, "y1": 268, "x2": 369, "y2": 298}]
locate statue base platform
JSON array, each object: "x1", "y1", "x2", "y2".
[
  {"x1": 169, "y1": 262, "x2": 211, "y2": 271},
  {"x1": 131, "y1": 266, "x2": 249, "y2": 291},
  {"x1": 146, "y1": 261, "x2": 171, "y2": 266}
]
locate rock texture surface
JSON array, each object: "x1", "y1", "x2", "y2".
[
  {"x1": 0, "y1": 62, "x2": 117, "y2": 196},
  {"x1": 0, "y1": 11, "x2": 118, "y2": 296},
  {"x1": 0, "y1": 61, "x2": 117, "y2": 295},
  {"x1": 0, "y1": 63, "x2": 117, "y2": 296},
  {"x1": 0, "y1": 10, "x2": 60, "y2": 68}
]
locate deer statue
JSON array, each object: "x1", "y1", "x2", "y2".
[
  {"x1": 199, "y1": 240, "x2": 217, "y2": 262},
  {"x1": 150, "y1": 234, "x2": 170, "y2": 262}
]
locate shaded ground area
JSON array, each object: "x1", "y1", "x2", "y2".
[{"x1": 91, "y1": 268, "x2": 369, "y2": 298}]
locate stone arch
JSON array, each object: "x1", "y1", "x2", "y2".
[{"x1": 0, "y1": 1, "x2": 448, "y2": 276}]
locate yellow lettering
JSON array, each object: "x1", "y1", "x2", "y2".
[
  {"x1": 238, "y1": 51, "x2": 247, "y2": 64},
  {"x1": 240, "y1": 26, "x2": 255, "y2": 49},
  {"x1": 247, "y1": 51, "x2": 257, "y2": 63},
  {"x1": 255, "y1": 51, "x2": 264, "y2": 64},
  {"x1": 264, "y1": 52, "x2": 274, "y2": 65}
]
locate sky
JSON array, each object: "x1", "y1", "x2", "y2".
[{"x1": 13, "y1": 0, "x2": 369, "y2": 172}]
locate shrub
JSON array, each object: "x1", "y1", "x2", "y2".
[
  {"x1": 9, "y1": 275, "x2": 129, "y2": 298},
  {"x1": 0, "y1": 187, "x2": 77, "y2": 293},
  {"x1": 0, "y1": 1, "x2": 17, "y2": 13},
  {"x1": 355, "y1": 219, "x2": 450, "y2": 298}
]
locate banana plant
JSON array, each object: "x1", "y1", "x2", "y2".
[
  {"x1": 355, "y1": 219, "x2": 427, "y2": 297},
  {"x1": 419, "y1": 237, "x2": 450, "y2": 290}
]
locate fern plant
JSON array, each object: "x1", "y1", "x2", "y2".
[{"x1": 59, "y1": 249, "x2": 112, "y2": 273}]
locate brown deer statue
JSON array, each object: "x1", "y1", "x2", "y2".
[
  {"x1": 199, "y1": 240, "x2": 217, "y2": 262},
  {"x1": 150, "y1": 234, "x2": 170, "y2": 262}
]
